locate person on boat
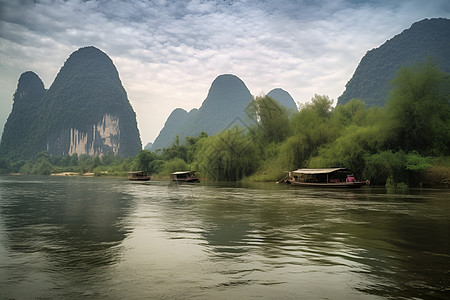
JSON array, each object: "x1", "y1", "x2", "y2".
[{"x1": 346, "y1": 174, "x2": 355, "y2": 182}]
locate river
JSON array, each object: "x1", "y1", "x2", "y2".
[{"x1": 0, "y1": 175, "x2": 448, "y2": 299}]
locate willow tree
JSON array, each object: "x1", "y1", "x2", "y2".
[
  {"x1": 194, "y1": 128, "x2": 258, "y2": 181},
  {"x1": 278, "y1": 94, "x2": 337, "y2": 169},
  {"x1": 386, "y1": 61, "x2": 450, "y2": 156},
  {"x1": 246, "y1": 95, "x2": 291, "y2": 145}
]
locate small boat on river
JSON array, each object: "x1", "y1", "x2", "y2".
[
  {"x1": 128, "y1": 171, "x2": 151, "y2": 181},
  {"x1": 280, "y1": 168, "x2": 369, "y2": 188},
  {"x1": 171, "y1": 171, "x2": 200, "y2": 183}
]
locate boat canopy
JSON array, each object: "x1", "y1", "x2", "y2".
[
  {"x1": 290, "y1": 168, "x2": 350, "y2": 175},
  {"x1": 128, "y1": 171, "x2": 148, "y2": 175},
  {"x1": 171, "y1": 171, "x2": 196, "y2": 175}
]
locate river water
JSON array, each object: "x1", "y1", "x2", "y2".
[{"x1": 0, "y1": 175, "x2": 448, "y2": 299}]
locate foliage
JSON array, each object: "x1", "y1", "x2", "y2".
[
  {"x1": 278, "y1": 95, "x2": 337, "y2": 169},
  {"x1": 194, "y1": 128, "x2": 259, "y2": 181},
  {"x1": 135, "y1": 150, "x2": 161, "y2": 174},
  {"x1": 246, "y1": 95, "x2": 291, "y2": 145},
  {"x1": 0, "y1": 158, "x2": 11, "y2": 174},
  {"x1": 161, "y1": 158, "x2": 188, "y2": 175},
  {"x1": 364, "y1": 150, "x2": 407, "y2": 185},
  {"x1": 404, "y1": 152, "x2": 436, "y2": 171},
  {"x1": 385, "y1": 60, "x2": 450, "y2": 155}
]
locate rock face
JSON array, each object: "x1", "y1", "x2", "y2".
[
  {"x1": 338, "y1": 18, "x2": 450, "y2": 107},
  {"x1": 152, "y1": 74, "x2": 253, "y2": 150},
  {"x1": 0, "y1": 46, "x2": 142, "y2": 159},
  {"x1": 47, "y1": 114, "x2": 121, "y2": 156},
  {"x1": 0, "y1": 71, "x2": 46, "y2": 160},
  {"x1": 267, "y1": 88, "x2": 298, "y2": 111}
]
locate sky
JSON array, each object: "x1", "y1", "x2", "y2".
[{"x1": 1, "y1": 0, "x2": 449, "y2": 146}]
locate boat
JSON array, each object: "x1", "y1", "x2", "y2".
[
  {"x1": 170, "y1": 171, "x2": 200, "y2": 183},
  {"x1": 280, "y1": 168, "x2": 369, "y2": 188},
  {"x1": 128, "y1": 171, "x2": 151, "y2": 181}
]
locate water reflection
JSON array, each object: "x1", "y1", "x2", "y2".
[
  {"x1": 1, "y1": 177, "x2": 449, "y2": 299},
  {"x1": 157, "y1": 182, "x2": 450, "y2": 299},
  {"x1": 0, "y1": 176, "x2": 134, "y2": 298}
]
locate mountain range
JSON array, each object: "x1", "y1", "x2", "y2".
[
  {"x1": 151, "y1": 74, "x2": 297, "y2": 150},
  {"x1": 2, "y1": 18, "x2": 448, "y2": 160}
]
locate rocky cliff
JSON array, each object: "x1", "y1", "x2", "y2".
[
  {"x1": 0, "y1": 46, "x2": 142, "y2": 159},
  {"x1": 338, "y1": 18, "x2": 450, "y2": 106}
]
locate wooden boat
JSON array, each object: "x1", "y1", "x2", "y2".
[
  {"x1": 128, "y1": 171, "x2": 151, "y2": 181},
  {"x1": 170, "y1": 171, "x2": 200, "y2": 183},
  {"x1": 281, "y1": 168, "x2": 369, "y2": 188}
]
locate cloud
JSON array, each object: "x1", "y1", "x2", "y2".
[{"x1": 1, "y1": 0, "x2": 449, "y2": 144}]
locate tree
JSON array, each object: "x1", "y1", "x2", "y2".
[
  {"x1": 135, "y1": 150, "x2": 159, "y2": 174},
  {"x1": 194, "y1": 128, "x2": 258, "y2": 181},
  {"x1": 90, "y1": 156, "x2": 102, "y2": 169},
  {"x1": 0, "y1": 158, "x2": 10, "y2": 174},
  {"x1": 333, "y1": 98, "x2": 367, "y2": 127},
  {"x1": 278, "y1": 94, "x2": 337, "y2": 170},
  {"x1": 386, "y1": 60, "x2": 450, "y2": 155},
  {"x1": 70, "y1": 153, "x2": 79, "y2": 166},
  {"x1": 303, "y1": 94, "x2": 333, "y2": 119},
  {"x1": 246, "y1": 95, "x2": 291, "y2": 144}
]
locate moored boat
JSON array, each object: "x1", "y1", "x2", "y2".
[
  {"x1": 170, "y1": 171, "x2": 200, "y2": 183},
  {"x1": 280, "y1": 168, "x2": 369, "y2": 188},
  {"x1": 128, "y1": 171, "x2": 151, "y2": 181}
]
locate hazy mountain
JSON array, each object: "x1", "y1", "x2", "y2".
[
  {"x1": 0, "y1": 46, "x2": 142, "y2": 159},
  {"x1": 183, "y1": 74, "x2": 253, "y2": 137},
  {"x1": 338, "y1": 18, "x2": 450, "y2": 107},
  {"x1": 144, "y1": 142, "x2": 153, "y2": 150},
  {"x1": 0, "y1": 71, "x2": 46, "y2": 160},
  {"x1": 267, "y1": 88, "x2": 298, "y2": 111},
  {"x1": 152, "y1": 74, "x2": 253, "y2": 150},
  {"x1": 151, "y1": 108, "x2": 190, "y2": 150}
]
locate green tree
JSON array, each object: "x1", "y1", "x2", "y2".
[
  {"x1": 386, "y1": 60, "x2": 450, "y2": 155},
  {"x1": 161, "y1": 158, "x2": 188, "y2": 175},
  {"x1": 101, "y1": 151, "x2": 115, "y2": 165},
  {"x1": 30, "y1": 153, "x2": 53, "y2": 175},
  {"x1": 161, "y1": 135, "x2": 188, "y2": 162},
  {"x1": 364, "y1": 150, "x2": 407, "y2": 185},
  {"x1": 70, "y1": 153, "x2": 79, "y2": 166},
  {"x1": 332, "y1": 98, "x2": 367, "y2": 127},
  {"x1": 303, "y1": 94, "x2": 334, "y2": 119},
  {"x1": 90, "y1": 156, "x2": 102, "y2": 170},
  {"x1": 246, "y1": 95, "x2": 291, "y2": 144},
  {"x1": 185, "y1": 132, "x2": 208, "y2": 163},
  {"x1": 0, "y1": 158, "x2": 10, "y2": 174},
  {"x1": 278, "y1": 94, "x2": 337, "y2": 169},
  {"x1": 194, "y1": 128, "x2": 258, "y2": 181},
  {"x1": 135, "y1": 150, "x2": 159, "y2": 174}
]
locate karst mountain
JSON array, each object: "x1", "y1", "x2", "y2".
[{"x1": 0, "y1": 46, "x2": 142, "y2": 160}]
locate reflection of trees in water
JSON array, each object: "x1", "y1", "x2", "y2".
[
  {"x1": 0, "y1": 176, "x2": 134, "y2": 272},
  {"x1": 344, "y1": 192, "x2": 450, "y2": 299},
  {"x1": 162, "y1": 184, "x2": 450, "y2": 299},
  {"x1": 163, "y1": 183, "x2": 252, "y2": 258},
  {"x1": 200, "y1": 196, "x2": 252, "y2": 257}
]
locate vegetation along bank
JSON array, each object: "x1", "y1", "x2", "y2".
[{"x1": 0, "y1": 61, "x2": 448, "y2": 188}]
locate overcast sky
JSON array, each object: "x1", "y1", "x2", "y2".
[{"x1": 1, "y1": 0, "x2": 449, "y2": 145}]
